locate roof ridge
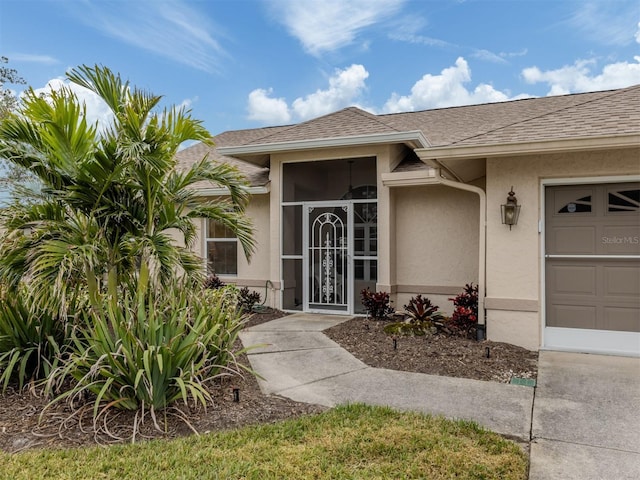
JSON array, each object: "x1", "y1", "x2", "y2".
[
  {"x1": 241, "y1": 122, "x2": 302, "y2": 145},
  {"x1": 243, "y1": 106, "x2": 362, "y2": 145},
  {"x1": 448, "y1": 87, "x2": 630, "y2": 146},
  {"x1": 348, "y1": 106, "x2": 405, "y2": 133},
  {"x1": 243, "y1": 106, "x2": 401, "y2": 145}
]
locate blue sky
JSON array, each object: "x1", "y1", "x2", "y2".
[{"x1": 1, "y1": 0, "x2": 640, "y2": 136}]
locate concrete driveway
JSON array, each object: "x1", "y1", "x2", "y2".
[{"x1": 529, "y1": 351, "x2": 640, "y2": 480}]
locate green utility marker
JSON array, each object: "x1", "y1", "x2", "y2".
[{"x1": 510, "y1": 377, "x2": 536, "y2": 387}]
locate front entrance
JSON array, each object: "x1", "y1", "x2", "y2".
[
  {"x1": 304, "y1": 203, "x2": 351, "y2": 313},
  {"x1": 280, "y1": 157, "x2": 378, "y2": 315},
  {"x1": 544, "y1": 181, "x2": 640, "y2": 355}
]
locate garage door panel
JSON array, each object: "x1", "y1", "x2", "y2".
[
  {"x1": 602, "y1": 307, "x2": 640, "y2": 332},
  {"x1": 550, "y1": 305, "x2": 597, "y2": 329},
  {"x1": 603, "y1": 265, "x2": 640, "y2": 297},
  {"x1": 548, "y1": 226, "x2": 596, "y2": 254},
  {"x1": 548, "y1": 264, "x2": 596, "y2": 295},
  {"x1": 601, "y1": 225, "x2": 640, "y2": 255},
  {"x1": 545, "y1": 181, "x2": 640, "y2": 355}
]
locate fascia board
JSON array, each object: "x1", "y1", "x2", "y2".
[
  {"x1": 415, "y1": 134, "x2": 639, "y2": 161},
  {"x1": 381, "y1": 170, "x2": 439, "y2": 187},
  {"x1": 218, "y1": 131, "x2": 431, "y2": 156}
]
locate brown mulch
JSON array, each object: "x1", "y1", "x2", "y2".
[
  {"x1": 0, "y1": 310, "x2": 537, "y2": 453},
  {"x1": 324, "y1": 316, "x2": 538, "y2": 383}
]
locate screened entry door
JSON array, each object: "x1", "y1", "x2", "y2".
[{"x1": 304, "y1": 203, "x2": 351, "y2": 313}]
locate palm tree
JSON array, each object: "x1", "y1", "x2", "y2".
[{"x1": 0, "y1": 65, "x2": 254, "y2": 314}]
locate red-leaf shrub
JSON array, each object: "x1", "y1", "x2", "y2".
[
  {"x1": 361, "y1": 288, "x2": 394, "y2": 319},
  {"x1": 449, "y1": 283, "x2": 479, "y2": 335}
]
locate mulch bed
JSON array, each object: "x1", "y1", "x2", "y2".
[
  {"x1": 0, "y1": 310, "x2": 537, "y2": 453},
  {"x1": 324, "y1": 317, "x2": 538, "y2": 383}
]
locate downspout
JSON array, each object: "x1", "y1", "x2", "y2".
[{"x1": 430, "y1": 166, "x2": 487, "y2": 334}]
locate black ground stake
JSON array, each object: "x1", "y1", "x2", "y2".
[{"x1": 232, "y1": 387, "x2": 240, "y2": 402}]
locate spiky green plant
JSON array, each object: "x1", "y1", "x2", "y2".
[
  {"x1": 44, "y1": 266, "x2": 246, "y2": 436},
  {"x1": 0, "y1": 287, "x2": 68, "y2": 392}
]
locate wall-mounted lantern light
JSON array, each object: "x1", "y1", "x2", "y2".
[{"x1": 501, "y1": 187, "x2": 521, "y2": 230}]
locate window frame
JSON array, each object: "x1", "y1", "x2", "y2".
[{"x1": 205, "y1": 219, "x2": 238, "y2": 277}]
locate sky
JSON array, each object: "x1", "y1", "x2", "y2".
[{"x1": 1, "y1": 0, "x2": 640, "y2": 138}]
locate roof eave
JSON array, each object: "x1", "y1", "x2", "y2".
[
  {"x1": 415, "y1": 134, "x2": 640, "y2": 162},
  {"x1": 218, "y1": 131, "x2": 431, "y2": 159},
  {"x1": 194, "y1": 184, "x2": 270, "y2": 197}
]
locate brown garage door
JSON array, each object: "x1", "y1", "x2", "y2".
[{"x1": 545, "y1": 182, "x2": 640, "y2": 336}]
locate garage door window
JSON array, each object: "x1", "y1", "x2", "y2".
[
  {"x1": 608, "y1": 189, "x2": 640, "y2": 212},
  {"x1": 558, "y1": 195, "x2": 592, "y2": 213}
]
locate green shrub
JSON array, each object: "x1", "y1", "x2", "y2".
[
  {"x1": 383, "y1": 321, "x2": 432, "y2": 336},
  {"x1": 46, "y1": 272, "x2": 246, "y2": 433},
  {"x1": 0, "y1": 288, "x2": 68, "y2": 392}
]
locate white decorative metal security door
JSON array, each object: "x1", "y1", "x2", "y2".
[{"x1": 304, "y1": 203, "x2": 351, "y2": 313}]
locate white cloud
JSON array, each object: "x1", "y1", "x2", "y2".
[
  {"x1": 247, "y1": 65, "x2": 370, "y2": 124},
  {"x1": 270, "y1": 0, "x2": 405, "y2": 55},
  {"x1": 388, "y1": 31, "x2": 452, "y2": 48},
  {"x1": 8, "y1": 53, "x2": 58, "y2": 65},
  {"x1": 471, "y1": 48, "x2": 528, "y2": 64},
  {"x1": 66, "y1": 0, "x2": 226, "y2": 73},
  {"x1": 30, "y1": 78, "x2": 114, "y2": 130},
  {"x1": 566, "y1": 1, "x2": 640, "y2": 46},
  {"x1": 247, "y1": 54, "x2": 640, "y2": 126},
  {"x1": 247, "y1": 88, "x2": 291, "y2": 124},
  {"x1": 471, "y1": 49, "x2": 508, "y2": 64},
  {"x1": 383, "y1": 57, "x2": 515, "y2": 113},
  {"x1": 387, "y1": 15, "x2": 452, "y2": 48},
  {"x1": 522, "y1": 56, "x2": 640, "y2": 95},
  {"x1": 291, "y1": 64, "x2": 369, "y2": 119}
]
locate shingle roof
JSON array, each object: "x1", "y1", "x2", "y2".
[
  {"x1": 175, "y1": 125, "x2": 289, "y2": 188},
  {"x1": 451, "y1": 85, "x2": 640, "y2": 146},
  {"x1": 175, "y1": 85, "x2": 640, "y2": 187},
  {"x1": 381, "y1": 89, "x2": 616, "y2": 147}
]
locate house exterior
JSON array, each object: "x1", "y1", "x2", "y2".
[{"x1": 176, "y1": 85, "x2": 640, "y2": 356}]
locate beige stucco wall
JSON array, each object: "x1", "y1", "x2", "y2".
[
  {"x1": 236, "y1": 193, "x2": 271, "y2": 282},
  {"x1": 485, "y1": 146, "x2": 640, "y2": 350},
  {"x1": 192, "y1": 193, "x2": 275, "y2": 306},
  {"x1": 394, "y1": 184, "x2": 480, "y2": 314}
]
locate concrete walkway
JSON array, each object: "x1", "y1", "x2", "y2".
[{"x1": 239, "y1": 313, "x2": 640, "y2": 479}]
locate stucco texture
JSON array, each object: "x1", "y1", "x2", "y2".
[
  {"x1": 485, "y1": 147, "x2": 640, "y2": 350},
  {"x1": 394, "y1": 185, "x2": 480, "y2": 287}
]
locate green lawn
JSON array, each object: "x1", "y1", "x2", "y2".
[{"x1": 0, "y1": 404, "x2": 528, "y2": 480}]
